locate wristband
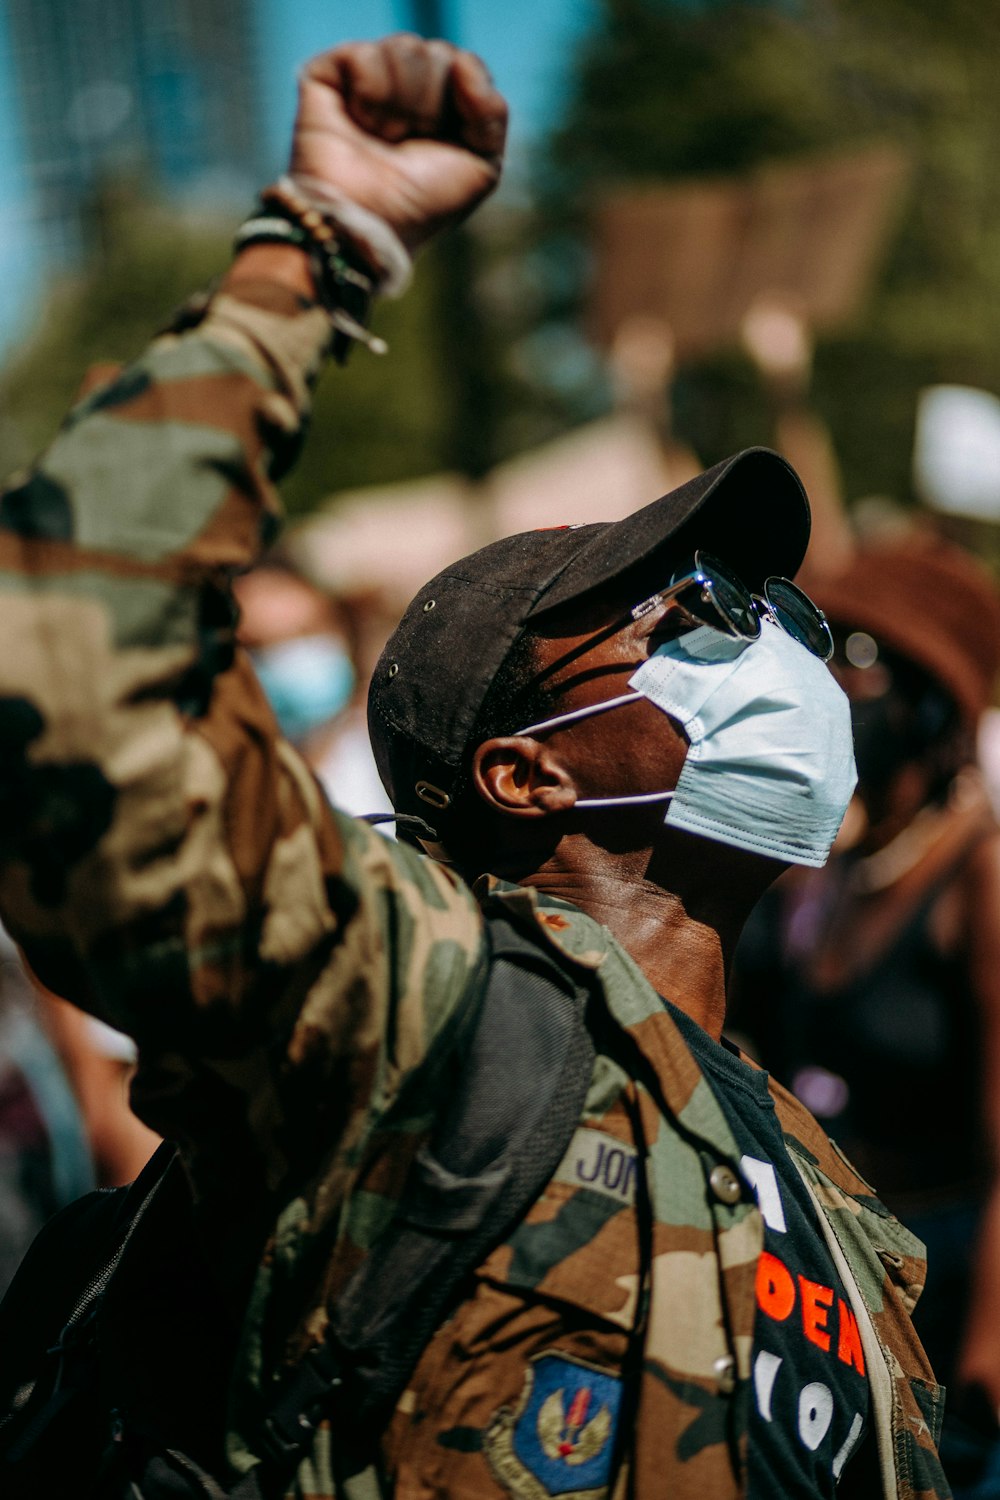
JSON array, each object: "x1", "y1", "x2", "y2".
[{"x1": 235, "y1": 185, "x2": 390, "y2": 361}]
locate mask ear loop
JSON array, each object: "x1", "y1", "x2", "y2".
[
  {"x1": 516, "y1": 690, "x2": 676, "y2": 810},
  {"x1": 574, "y1": 790, "x2": 674, "y2": 809},
  {"x1": 515, "y1": 690, "x2": 640, "y2": 738}
]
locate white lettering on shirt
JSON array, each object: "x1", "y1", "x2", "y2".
[
  {"x1": 753, "y1": 1350, "x2": 783, "y2": 1421},
  {"x1": 740, "y1": 1154, "x2": 788, "y2": 1233},
  {"x1": 798, "y1": 1382, "x2": 834, "y2": 1450},
  {"x1": 833, "y1": 1412, "x2": 865, "y2": 1479}
]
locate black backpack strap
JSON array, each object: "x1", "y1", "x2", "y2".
[{"x1": 254, "y1": 909, "x2": 596, "y2": 1484}]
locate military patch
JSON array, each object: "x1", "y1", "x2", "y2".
[{"x1": 485, "y1": 1351, "x2": 622, "y2": 1499}]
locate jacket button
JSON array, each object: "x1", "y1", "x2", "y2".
[
  {"x1": 709, "y1": 1164, "x2": 742, "y2": 1204},
  {"x1": 713, "y1": 1354, "x2": 736, "y2": 1394}
]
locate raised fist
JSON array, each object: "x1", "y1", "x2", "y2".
[{"x1": 291, "y1": 34, "x2": 508, "y2": 252}]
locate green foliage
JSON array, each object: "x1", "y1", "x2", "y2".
[
  {"x1": 279, "y1": 249, "x2": 451, "y2": 515},
  {"x1": 0, "y1": 192, "x2": 232, "y2": 478},
  {"x1": 542, "y1": 0, "x2": 1000, "y2": 507},
  {"x1": 0, "y1": 190, "x2": 466, "y2": 518}
]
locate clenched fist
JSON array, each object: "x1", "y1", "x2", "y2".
[{"x1": 291, "y1": 34, "x2": 508, "y2": 253}]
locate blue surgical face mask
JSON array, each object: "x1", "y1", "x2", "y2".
[
  {"x1": 516, "y1": 621, "x2": 856, "y2": 867},
  {"x1": 251, "y1": 634, "x2": 355, "y2": 745}
]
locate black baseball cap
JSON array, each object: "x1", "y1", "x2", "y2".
[{"x1": 368, "y1": 447, "x2": 810, "y2": 836}]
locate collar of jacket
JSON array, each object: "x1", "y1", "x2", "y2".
[{"x1": 478, "y1": 874, "x2": 742, "y2": 1159}]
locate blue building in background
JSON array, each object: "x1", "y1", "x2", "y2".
[
  {"x1": 0, "y1": 0, "x2": 593, "y2": 354},
  {"x1": 5, "y1": 0, "x2": 265, "y2": 267}
]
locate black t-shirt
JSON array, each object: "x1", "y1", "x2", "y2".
[{"x1": 667, "y1": 1001, "x2": 870, "y2": 1496}]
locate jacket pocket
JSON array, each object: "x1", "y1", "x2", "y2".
[
  {"x1": 476, "y1": 1126, "x2": 643, "y2": 1333},
  {"x1": 870, "y1": 1218, "x2": 930, "y2": 1316}
]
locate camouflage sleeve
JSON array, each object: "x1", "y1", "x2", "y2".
[{"x1": 0, "y1": 278, "x2": 486, "y2": 1167}]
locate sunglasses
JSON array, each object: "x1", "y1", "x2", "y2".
[{"x1": 630, "y1": 550, "x2": 833, "y2": 662}]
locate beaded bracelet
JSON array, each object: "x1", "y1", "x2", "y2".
[{"x1": 234, "y1": 183, "x2": 388, "y2": 361}]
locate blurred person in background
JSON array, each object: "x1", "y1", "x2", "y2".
[
  {"x1": 235, "y1": 555, "x2": 392, "y2": 820},
  {"x1": 730, "y1": 533, "x2": 1000, "y2": 1495},
  {"x1": 40, "y1": 988, "x2": 160, "y2": 1187},
  {"x1": 739, "y1": 295, "x2": 854, "y2": 591},
  {"x1": 0, "y1": 926, "x2": 94, "y2": 1293},
  {"x1": 0, "y1": 928, "x2": 158, "y2": 1293}
]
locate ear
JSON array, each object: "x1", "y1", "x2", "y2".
[{"x1": 471, "y1": 736, "x2": 578, "y2": 818}]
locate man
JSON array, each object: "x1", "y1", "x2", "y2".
[{"x1": 0, "y1": 33, "x2": 945, "y2": 1500}]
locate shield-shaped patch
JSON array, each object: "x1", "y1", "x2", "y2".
[{"x1": 485, "y1": 1351, "x2": 623, "y2": 1499}]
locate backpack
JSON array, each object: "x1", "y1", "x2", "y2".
[{"x1": 0, "y1": 909, "x2": 597, "y2": 1499}]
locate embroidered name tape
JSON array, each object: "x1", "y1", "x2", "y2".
[{"x1": 552, "y1": 1129, "x2": 639, "y2": 1207}]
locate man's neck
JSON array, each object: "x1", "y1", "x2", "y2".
[
  {"x1": 524, "y1": 867, "x2": 730, "y2": 1037},
  {"x1": 502, "y1": 830, "x2": 781, "y2": 1041}
]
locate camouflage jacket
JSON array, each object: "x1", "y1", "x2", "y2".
[{"x1": 0, "y1": 283, "x2": 947, "y2": 1500}]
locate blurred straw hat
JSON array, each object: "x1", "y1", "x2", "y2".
[{"x1": 813, "y1": 533, "x2": 1000, "y2": 727}]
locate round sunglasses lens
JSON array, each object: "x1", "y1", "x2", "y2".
[
  {"x1": 763, "y1": 578, "x2": 834, "y2": 660},
  {"x1": 696, "y1": 553, "x2": 760, "y2": 639}
]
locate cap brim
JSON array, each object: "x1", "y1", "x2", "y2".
[{"x1": 527, "y1": 447, "x2": 810, "y2": 618}]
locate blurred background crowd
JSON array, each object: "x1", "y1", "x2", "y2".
[{"x1": 5, "y1": 0, "x2": 1000, "y2": 1492}]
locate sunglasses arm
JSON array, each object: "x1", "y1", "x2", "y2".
[{"x1": 630, "y1": 572, "x2": 709, "y2": 622}]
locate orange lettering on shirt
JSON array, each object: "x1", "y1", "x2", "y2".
[
  {"x1": 837, "y1": 1299, "x2": 866, "y2": 1375},
  {"x1": 799, "y1": 1276, "x2": 834, "y2": 1351},
  {"x1": 756, "y1": 1251, "x2": 796, "y2": 1321}
]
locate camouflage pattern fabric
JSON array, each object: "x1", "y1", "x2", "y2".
[{"x1": 0, "y1": 283, "x2": 947, "y2": 1499}]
